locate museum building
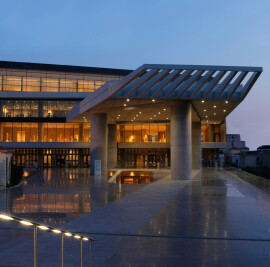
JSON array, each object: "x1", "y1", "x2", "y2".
[{"x1": 0, "y1": 61, "x2": 262, "y2": 179}]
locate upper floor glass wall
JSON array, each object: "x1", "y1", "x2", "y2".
[
  {"x1": 0, "y1": 122, "x2": 90, "y2": 142},
  {"x1": 201, "y1": 122, "x2": 226, "y2": 142},
  {"x1": 0, "y1": 68, "x2": 125, "y2": 93},
  {"x1": 0, "y1": 100, "x2": 79, "y2": 118},
  {"x1": 117, "y1": 123, "x2": 170, "y2": 143}
]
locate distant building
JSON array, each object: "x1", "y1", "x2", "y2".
[{"x1": 224, "y1": 134, "x2": 249, "y2": 167}]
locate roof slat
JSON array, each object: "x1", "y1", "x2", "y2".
[
  {"x1": 187, "y1": 70, "x2": 216, "y2": 99},
  {"x1": 176, "y1": 70, "x2": 205, "y2": 99},
  {"x1": 132, "y1": 69, "x2": 170, "y2": 98},
  {"x1": 163, "y1": 70, "x2": 193, "y2": 98},
  {"x1": 223, "y1": 71, "x2": 248, "y2": 100},
  {"x1": 213, "y1": 71, "x2": 237, "y2": 99},
  {"x1": 200, "y1": 71, "x2": 226, "y2": 99}
]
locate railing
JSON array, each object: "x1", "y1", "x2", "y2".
[{"x1": 0, "y1": 212, "x2": 94, "y2": 267}]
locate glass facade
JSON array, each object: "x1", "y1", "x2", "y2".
[
  {"x1": 0, "y1": 122, "x2": 90, "y2": 142},
  {"x1": 13, "y1": 148, "x2": 90, "y2": 168},
  {"x1": 117, "y1": 123, "x2": 170, "y2": 143},
  {"x1": 0, "y1": 100, "x2": 79, "y2": 118},
  {"x1": 118, "y1": 148, "x2": 170, "y2": 168},
  {"x1": 201, "y1": 122, "x2": 226, "y2": 143},
  {"x1": 0, "y1": 68, "x2": 124, "y2": 93}
]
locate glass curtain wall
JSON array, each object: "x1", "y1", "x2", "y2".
[
  {"x1": 0, "y1": 100, "x2": 79, "y2": 118},
  {"x1": 117, "y1": 123, "x2": 170, "y2": 143},
  {"x1": 201, "y1": 122, "x2": 226, "y2": 142},
  {"x1": 0, "y1": 123, "x2": 90, "y2": 142},
  {"x1": 0, "y1": 68, "x2": 124, "y2": 93}
]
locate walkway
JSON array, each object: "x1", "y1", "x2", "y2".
[{"x1": 0, "y1": 168, "x2": 269, "y2": 266}]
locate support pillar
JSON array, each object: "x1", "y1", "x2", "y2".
[
  {"x1": 192, "y1": 122, "x2": 202, "y2": 170},
  {"x1": 170, "y1": 102, "x2": 192, "y2": 180},
  {"x1": 107, "y1": 124, "x2": 117, "y2": 169},
  {"x1": 90, "y1": 113, "x2": 107, "y2": 175}
]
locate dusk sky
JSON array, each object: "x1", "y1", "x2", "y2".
[{"x1": 0, "y1": 0, "x2": 269, "y2": 149}]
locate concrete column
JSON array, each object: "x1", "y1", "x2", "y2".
[
  {"x1": 79, "y1": 123, "x2": 83, "y2": 142},
  {"x1": 170, "y1": 102, "x2": 192, "y2": 180},
  {"x1": 107, "y1": 124, "x2": 117, "y2": 169},
  {"x1": 0, "y1": 101, "x2": 3, "y2": 117},
  {"x1": 90, "y1": 113, "x2": 107, "y2": 175},
  {"x1": 38, "y1": 123, "x2": 43, "y2": 142},
  {"x1": 38, "y1": 101, "x2": 44, "y2": 118},
  {"x1": 0, "y1": 123, "x2": 3, "y2": 142},
  {"x1": 192, "y1": 122, "x2": 202, "y2": 170},
  {"x1": 210, "y1": 125, "x2": 215, "y2": 142}
]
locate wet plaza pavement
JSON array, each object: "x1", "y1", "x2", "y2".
[{"x1": 0, "y1": 168, "x2": 269, "y2": 266}]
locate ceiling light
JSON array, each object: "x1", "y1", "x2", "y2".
[
  {"x1": 123, "y1": 104, "x2": 127, "y2": 107},
  {"x1": 158, "y1": 112, "x2": 160, "y2": 114},
  {"x1": 163, "y1": 108, "x2": 166, "y2": 111},
  {"x1": 117, "y1": 117, "x2": 119, "y2": 119},
  {"x1": 139, "y1": 112, "x2": 141, "y2": 114},
  {"x1": 154, "y1": 115, "x2": 156, "y2": 117},
  {"x1": 214, "y1": 113, "x2": 216, "y2": 115},
  {"x1": 207, "y1": 120, "x2": 208, "y2": 122},
  {"x1": 65, "y1": 233, "x2": 72, "y2": 237},
  {"x1": 223, "y1": 110, "x2": 226, "y2": 112},
  {"x1": 126, "y1": 99, "x2": 130, "y2": 102},
  {"x1": 83, "y1": 237, "x2": 89, "y2": 241},
  {"x1": 136, "y1": 115, "x2": 138, "y2": 117},
  {"x1": 225, "y1": 101, "x2": 228, "y2": 104},
  {"x1": 201, "y1": 100, "x2": 205, "y2": 103},
  {"x1": 205, "y1": 116, "x2": 208, "y2": 118},
  {"x1": 150, "y1": 118, "x2": 152, "y2": 120},
  {"x1": 118, "y1": 115, "x2": 120, "y2": 116},
  {"x1": 152, "y1": 99, "x2": 155, "y2": 102},
  {"x1": 166, "y1": 118, "x2": 169, "y2": 120},
  {"x1": 74, "y1": 235, "x2": 81, "y2": 239},
  {"x1": 204, "y1": 109, "x2": 206, "y2": 112},
  {"x1": 52, "y1": 229, "x2": 61, "y2": 234},
  {"x1": 214, "y1": 105, "x2": 216, "y2": 108},
  {"x1": 131, "y1": 120, "x2": 133, "y2": 121}
]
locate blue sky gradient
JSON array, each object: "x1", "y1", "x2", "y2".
[{"x1": 0, "y1": 0, "x2": 269, "y2": 149}]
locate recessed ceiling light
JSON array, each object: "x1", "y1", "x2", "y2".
[
  {"x1": 136, "y1": 114, "x2": 138, "y2": 117},
  {"x1": 118, "y1": 114, "x2": 120, "y2": 116},
  {"x1": 225, "y1": 101, "x2": 228, "y2": 104},
  {"x1": 201, "y1": 100, "x2": 205, "y2": 103},
  {"x1": 150, "y1": 118, "x2": 152, "y2": 120},
  {"x1": 158, "y1": 112, "x2": 160, "y2": 114},
  {"x1": 204, "y1": 109, "x2": 206, "y2": 112},
  {"x1": 214, "y1": 105, "x2": 216, "y2": 108},
  {"x1": 139, "y1": 112, "x2": 141, "y2": 114},
  {"x1": 223, "y1": 110, "x2": 226, "y2": 112},
  {"x1": 166, "y1": 118, "x2": 169, "y2": 120},
  {"x1": 163, "y1": 108, "x2": 166, "y2": 111},
  {"x1": 152, "y1": 99, "x2": 155, "y2": 102},
  {"x1": 206, "y1": 116, "x2": 208, "y2": 118},
  {"x1": 214, "y1": 113, "x2": 216, "y2": 115},
  {"x1": 123, "y1": 104, "x2": 127, "y2": 107},
  {"x1": 126, "y1": 99, "x2": 130, "y2": 102}
]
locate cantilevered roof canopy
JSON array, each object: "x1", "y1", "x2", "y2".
[{"x1": 67, "y1": 64, "x2": 262, "y2": 124}]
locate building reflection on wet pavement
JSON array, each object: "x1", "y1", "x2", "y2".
[{"x1": 0, "y1": 168, "x2": 149, "y2": 226}]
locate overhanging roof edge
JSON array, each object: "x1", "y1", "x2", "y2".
[{"x1": 143, "y1": 64, "x2": 263, "y2": 72}]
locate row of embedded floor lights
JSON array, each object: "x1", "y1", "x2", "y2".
[{"x1": 0, "y1": 213, "x2": 93, "y2": 267}]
